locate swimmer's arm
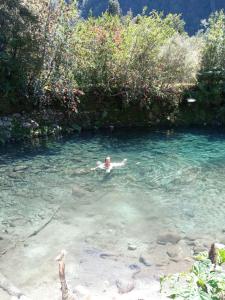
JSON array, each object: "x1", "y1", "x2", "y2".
[
  {"x1": 111, "y1": 159, "x2": 127, "y2": 168},
  {"x1": 91, "y1": 166, "x2": 98, "y2": 171},
  {"x1": 91, "y1": 161, "x2": 103, "y2": 171}
]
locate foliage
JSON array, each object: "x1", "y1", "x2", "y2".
[
  {"x1": 25, "y1": 0, "x2": 81, "y2": 115},
  {"x1": 201, "y1": 10, "x2": 225, "y2": 71},
  {"x1": 69, "y1": 12, "x2": 201, "y2": 122},
  {"x1": 0, "y1": 0, "x2": 41, "y2": 112},
  {"x1": 2, "y1": 0, "x2": 225, "y2": 127},
  {"x1": 185, "y1": 10, "x2": 225, "y2": 125},
  {"x1": 161, "y1": 249, "x2": 225, "y2": 300}
]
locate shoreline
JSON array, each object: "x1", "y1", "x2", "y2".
[{"x1": 1, "y1": 110, "x2": 225, "y2": 146}]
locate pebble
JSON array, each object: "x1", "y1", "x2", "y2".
[
  {"x1": 116, "y1": 279, "x2": 135, "y2": 294},
  {"x1": 129, "y1": 264, "x2": 141, "y2": 270},
  {"x1": 139, "y1": 254, "x2": 152, "y2": 267},
  {"x1": 167, "y1": 250, "x2": 178, "y2": 258},
  {"x1": 128, "y1": 243, "x2": 137, "y2": 251}
]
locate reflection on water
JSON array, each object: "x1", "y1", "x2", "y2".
[{"x1": 1, "y1": 129, "x2": 225, "y2": 262}]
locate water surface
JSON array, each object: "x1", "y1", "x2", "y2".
[{"x1": 1, "y1": 129, "x2": 225, "y2": 275}]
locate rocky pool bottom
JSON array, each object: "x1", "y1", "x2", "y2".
[{"x1": 1, "y1": 129, "x2": 225, "y2": 299}]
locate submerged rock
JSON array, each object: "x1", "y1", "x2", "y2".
[
  {"x1": 116, "y1": 279, "x2": 135, "y2": 294},
  {"x1": 72, "y1": 186, "x2": 89, "y2": 198},
  {"x1": 129, "y1": 264, "x2": 141, "y2": 270},
  {"x1": 8, "y1": 172, "x2": 23, "y2": 179},
  {"x1": 157, "y1": 233, "x2": 181, "y2": 245},
  {"x1": 13, "y1": 165, "x2": 29, "y2": 172},
  {"x1": 128, "y1": 243, "x2": 137, "y2": 251},
  {"x1": 139, "y1": 254, "x2": 152, "y2": 267}
]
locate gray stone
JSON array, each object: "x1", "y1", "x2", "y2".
[
  {"x1": 139, "y1": 254, "x2": 152, "y2": 266},
  {"x1": 167, "y1": 249, "x2": 178, "y2": 258},
  {"x1": 129, "y1": 264, "x2": 140, "y2": 270},
  {"x1": 116, "y1": 279, "x2": 135, "y2": 294},
  {"x1": 128, "y1": 243, "x2": 137, "y2": 251}
]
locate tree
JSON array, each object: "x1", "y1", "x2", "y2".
[
  {"x1": 0, "y1": 0, "x2": 41, "y2": 112},
  {"x1": 108, "y1": 0, "x2": 121, "y2": 16}
]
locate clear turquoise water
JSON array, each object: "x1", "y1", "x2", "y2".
[{"x1": 1, "y1": 129, "x2": 225, "y2": 259}]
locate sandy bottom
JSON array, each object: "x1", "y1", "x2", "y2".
[{"x1": 0, "y1": 187, "x2": 214, "y2": 300}]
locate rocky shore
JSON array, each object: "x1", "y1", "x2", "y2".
[{"x1": 0, "y1": 110, "x2": 80, "y2": 145}]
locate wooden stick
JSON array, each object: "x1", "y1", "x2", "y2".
[
  {"x1": 209, "y1": 243, "x2": 217, "y2": 265},
  {"x1": 209, "y1": 243, "x2": 225, "y2": 265},
  {"x1": 56, "y1": 250, "x2": 78, "y2": 300},
  {"x1": 56, "y1": 250, "x2": 69, "y2": 300}
]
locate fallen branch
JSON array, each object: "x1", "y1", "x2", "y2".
[{"x1": 28, "y1": 206, "x2": 60, "y2": 238}]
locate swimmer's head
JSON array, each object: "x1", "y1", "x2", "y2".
[{"x1": 104, "y1": 156, "x2": 111, "y2": 167}]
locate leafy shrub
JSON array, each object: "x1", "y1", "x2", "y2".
[
  {"x1": 161, "y1": 248, "x2": 225, "y2": 300},
  {"x1": 70, "y1": 12, "x2": 202, "y2": 122}
]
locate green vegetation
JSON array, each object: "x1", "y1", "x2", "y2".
[
  {"x1": 181, "y1": 11, "x2": 225, "y2": 126},
  {"x1": 161, "y1": 247, "x2": 225, "y2": 299},
  {"x1": 1, "y1": 0, "x2": 225, "y2": 138},
  {"x1": 0, "y1": 0, "x2": 41, "y2": 112},
  {"x1": 79, "y1": 0, "x2": 225, "y2": 34}
]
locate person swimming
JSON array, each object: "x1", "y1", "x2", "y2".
[{"x1": 91, "y1": 157, "x2": 127, "y2": 173}]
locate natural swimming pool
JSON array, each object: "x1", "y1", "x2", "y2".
[{"x1": 1, "y1": 129, "x2": 225, "y2": 298}]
